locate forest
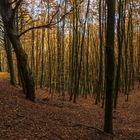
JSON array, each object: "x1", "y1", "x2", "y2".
[{"x1": 0, "y1": 0, "x2": 140, "y2": 139}]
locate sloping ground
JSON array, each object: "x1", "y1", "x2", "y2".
[
  {"x1": 0, "y1": 75, "x2": 139, "y2": 140},
  {"x1": 113, "y1": 88, "x2": 140, "y2": 140}
]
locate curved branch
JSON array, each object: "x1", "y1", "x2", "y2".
[
  {"x1": 18, "y1": 23, "x2": 51, "y2": 38},
  {"x1": 18, "y1": 0, "x2": 84, "y2": 38},
  {"x1": 18, "y1": 9, "x2": 73, "y2": 38}
]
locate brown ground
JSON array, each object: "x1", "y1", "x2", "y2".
[{"x1": 0, "y1": 73, "x2": 140, "y2": 140}]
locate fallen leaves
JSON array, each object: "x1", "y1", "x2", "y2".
[{"x1": 0, "y1": 78, "x2": 140, "y2": 139}]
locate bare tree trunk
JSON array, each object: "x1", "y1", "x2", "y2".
[
  {"x1": 114, "y1": 0, "x2": 123, "y2": 109},
  {"x1": 104, "y1": 0, "x2": 115, "y2": 134}
]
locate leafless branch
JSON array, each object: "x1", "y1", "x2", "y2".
[
  {"x1": 18, "y1": 9, "x2": 72, "y2": 38},
  {"x1": 11, "y1": 0, "x2": 24, "y2": 21},
  {"x1": 18, "y1": 0, "x2": 84, "y2": 38},
  {"x1": 8, "y1": 0, "x2": 18, "y2": 5}
]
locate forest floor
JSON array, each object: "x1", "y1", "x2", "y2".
[{"x1": 0, "y1": 72, "x2": 140, "y2": 140}]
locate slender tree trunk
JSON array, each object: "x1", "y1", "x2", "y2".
[
  {"x1": 96, "y1": 0, "x2": 103, "y2": 104},
  {"x1": 114, "y1": 0, "x2": 123, "y2": 109},
  {"x1": 4, "y1": 34, "x2": 16, "y2": 85},
  {"x1": 31, "y1": 23, "x2": 35, "y2": 73},
  {"x1": 0, "y1": 52, "x2": 2, "y2": 72},
  {"x1": 40, "y1": 28, "x2": 45, "y2": 88}
]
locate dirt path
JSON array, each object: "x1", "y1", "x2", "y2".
[{"x1": 0, "y1": 74, "x2": 139, "y2": 140}]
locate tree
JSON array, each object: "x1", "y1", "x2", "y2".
[
  {"x1": 0, "y1": 0, "x2": 35, "y2": 101},
  {"x1": 4, "y1": 34, "x2": 16, "y2": 85},
  {"x1": 95, "y1": 0, "x2": 103, "y2": 105},
  {"x1": 114, "y1": 0, "x2": 124, "y2": 109},
  {"x1": 104, "y1": 0, "x2": 116, "y2": 134}
]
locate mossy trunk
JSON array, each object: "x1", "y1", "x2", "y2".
[{"x1": 4, "y1": 35, "x2": 16, "y2": 85}]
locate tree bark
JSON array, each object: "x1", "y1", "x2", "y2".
[
  {"x1": 104, "y1": 0, "x2": 115, "y2": 134},
  {"x1": 4, "y1": 34, "x2": 16, "y2": 85}
]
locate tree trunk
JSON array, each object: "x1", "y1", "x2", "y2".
[
  {"x1": 114, "y1": 0, "x2": 123, "y2": 109},
  {"x1": 8, "y1": 29, "x2": 35, "y2": 101},
  {"x1": 0, "y1": 52, "x2": 2, "y2": 72},
  {"x1": 104, "y1": 0, "x2": 115, "y2": 134},
  {"x1": 4, "y1": 34, "x2": 16, "y2": 85},
  {"x1": 0, "y1": 0, "x2": 35, "y2": 101}
]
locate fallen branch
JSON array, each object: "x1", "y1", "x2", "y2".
[{"x1": 60, "y1": 123, "x2": 114, "y2": 137}]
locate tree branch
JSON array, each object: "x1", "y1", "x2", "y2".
[
  {"x1": 18, "y1": 24, "x2": 51, "y2": 38},
  {"x1": 8, "y1": 0, "x2": 18, "y2": 5},
  {"x1": 11, "y1": 0, "x2": 24, "y2": 21},
  {"x1": 18, "y1": 0, "x2": 84, "y2": 38},
  {"x1": 13, "y1": 0, "x2": 23, "y2": 11},
  {"x1": 18, "y1": 9, "x2": 73, "y2": 38}
]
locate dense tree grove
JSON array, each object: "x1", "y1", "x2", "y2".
[{"x1": 0, "y1": 0, "x2": 139, "y2": 134}]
